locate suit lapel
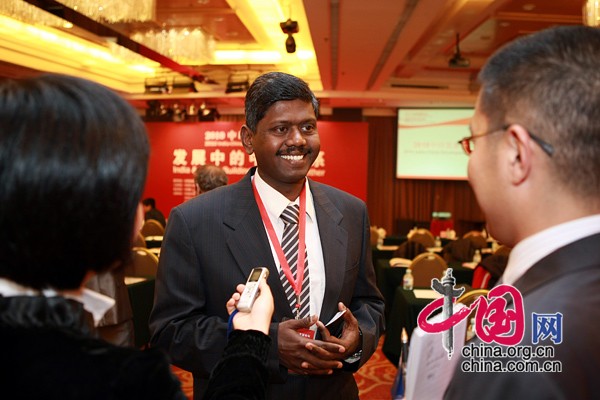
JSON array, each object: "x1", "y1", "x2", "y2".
[
  {"x1": 223, "y1": 168, "x2": 295, "y2": 319},
  {"x1": 310, "y1": 180, "x2": 348, "y2": 320}
]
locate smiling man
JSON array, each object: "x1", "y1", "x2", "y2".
[{"x1": 150, "y1": 72, "x2": 385, "y2": 399}]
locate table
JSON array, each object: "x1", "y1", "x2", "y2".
[
  {"x1": 375, "y1": 259, "x2": 474, "y2": 316},
  {"x1": 382, "y1": 287, "x2": 433, "y2": 366},
  {"x1": 126, "y1": 276, "x2": 156, "y2": 348},
  {"x1": 144, "y1": 235, "x2": 163, "y2": 249}
]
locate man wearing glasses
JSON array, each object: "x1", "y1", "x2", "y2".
[{"x1": 446, "y1": 26, "x2": 600, "y2": 399}]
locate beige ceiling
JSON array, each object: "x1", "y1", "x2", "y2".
[{"x1": 0, "y1": 0, "x2": 586, "y2": 112}]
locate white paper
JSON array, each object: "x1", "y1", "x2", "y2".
[
  {"x1": 325, "y1": 309, "x2": 346, "y2": 327},
  {"x1": 405, "y1": 303, "x2": 467, "y2": 400},
  {"x1": 413, "y1": 289, "x2": 442, "y2": 299}
]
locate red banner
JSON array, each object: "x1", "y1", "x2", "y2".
[{"x1": 143, "y1": 121, "x2": 368, "y2": 218}]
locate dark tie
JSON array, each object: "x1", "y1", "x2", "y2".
[{"x1": 279, "y1": 204, "x2": 310, "y2": 319}]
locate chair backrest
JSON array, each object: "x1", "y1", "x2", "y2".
[
  {"x1": 456, "y1": 289, "x2": 490, "y2": 342},
  {"x1": 133, "y1": 231, "x2": 146, "y2": 248},
  {"x1": 369, "y1": 226, "x2": 379, "y2": 247},
  {"x1": 393, "y1": 239, "x2": 427, "y2": 260},
  {"x1": 407, "y1": 228, "x2": 435, "y2": 249},
  {"x1": 457, "y1": 288, "x2": 489, "y2": 306},
  {"x1": 140, "y1": 219, "x2": 165, "y2": 237},
  {"x1": 442, "y1": 237, "x2": 475, "y2": 263},
  {"x1": 463, "y1": 230, "x2": 487, "y2": 250},
  {"x1": 494, "y1": 244, "x2": 512, "y2": 257},
  {"x1": 409, "y1": 252, "x2": 447, "y2": 287},
  {"x1": 124, "y1": 247, "x2": 159, "y2": 278}
]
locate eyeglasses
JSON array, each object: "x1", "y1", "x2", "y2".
[{"x1": 458, "y1": 124, "x2": 555, "y2": 157}]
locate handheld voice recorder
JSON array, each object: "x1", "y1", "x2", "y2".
[{"x1": 236, "y1": 267, "x2": 269, "y2": 312}]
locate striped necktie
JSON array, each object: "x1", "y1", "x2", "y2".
[{"x1": 279, "y1": 204, "x2": 310, "y2": 319}]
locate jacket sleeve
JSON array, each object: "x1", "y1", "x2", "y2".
[
  {"x1": 148, "y1": 206, "x2": 230, "y2": 378},
  {"x1": 345, "y1": 203, "x2": 386, "y2": 370},
  {"x1": 204, "y1": 330, "x2": 271, "y2": 400}
]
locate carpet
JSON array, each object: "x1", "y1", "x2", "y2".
[{"x1": 171, "y1": 335, "x2": 397, "y2": 399}]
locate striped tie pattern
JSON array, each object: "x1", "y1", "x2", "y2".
[{"x1": 279, "y1": 204, "x2": 310, "y2": 319}]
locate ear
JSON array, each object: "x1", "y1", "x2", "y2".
[
  {"x1": 505, "y1": 124, "x2": 533, "y2": 185},
  {"x1": 240, "y1": 125, "x2": 254, "y2": 155}
]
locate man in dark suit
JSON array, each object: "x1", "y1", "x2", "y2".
[
  {"x1": 445, "y1": 26, "x2": 600, "y2": 399},
  {"x1": 150, "y1": 72, "x2": 385, "y2": 399}
]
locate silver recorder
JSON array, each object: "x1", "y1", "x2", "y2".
[{"x1": 237, "y1": 267, "x2": 269, "y2": 312}]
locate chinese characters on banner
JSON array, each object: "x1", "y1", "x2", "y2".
[{"x1": 143, "y1": 121, "x2": 368, "y2": 217}]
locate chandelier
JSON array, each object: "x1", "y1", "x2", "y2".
[
  {"x1": 0, "y1": 0, "x2": 66, "y2": 25},
  {"x1": 132, "y1": 28, "x2": 216, "y2": 65},
  {"x1": 55, "y1": 0, "x2": 155, "y2": 23},
  {"x1": 1, "y1": 0, "x2": 154, "y2": 25}
]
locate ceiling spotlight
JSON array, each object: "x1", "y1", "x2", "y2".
[
  {"x1": 285, "y1": 34, "x2": 296, "y2": 53},
  {"x1": 225, "y1": 74, "x2": 250, "y2": 94},
  {"x1": 280, "y1": 18, "x2": 299, "y2": 54},
  {"x1": 144, "y1": 77, "x2": 169, "y2": 94}
]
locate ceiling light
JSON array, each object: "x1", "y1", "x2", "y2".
[
  {"x1": 56, "y1": 0, "x2": 155, "y2": 23},
  {"x1": 280, "y1": 18, "x2": 299, "y2": 54},
  {"x1": 225, "y1": 74, "x2": 250, "y2": 94},
  {"x1": 584, "y1": 0, "x2": 600, "y2": 26},
  {"x1": 131, "y1": 28, "x2": 216, "y2": 65},
  {"x1": 285, "y1": 34, "x2": 296, "y2": 53}
]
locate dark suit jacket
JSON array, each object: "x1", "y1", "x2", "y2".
[
  {"x1": 149, "y1": 168, "x2": 385, "y2": 399},
  {"x1": 445, "y1": 233, "x2": 600, "y2": 399}
]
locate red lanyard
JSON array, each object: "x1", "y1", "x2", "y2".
[{"x1": 252, "y1": 179, "x2": 307, "y2": 309}]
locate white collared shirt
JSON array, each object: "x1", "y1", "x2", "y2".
[
  {"x1": 0, "y1": 277, "x2": 115, "y2": 326},
  {"x1": 253, "y1": 170, "x2": 326, "y2": 320},
  {"x1": 502, "y1": 214, "x2": 600, "y2": 285}
]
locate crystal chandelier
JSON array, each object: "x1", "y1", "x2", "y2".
[
  {"x1": 131, "y1": 28, "x2": 216, "y2": 65},
  {"x1": 56, "y1": 0, "x2": 155, "y2": 23}
]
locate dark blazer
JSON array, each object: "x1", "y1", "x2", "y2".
[
  {"x1": 445, "y1": 233, "x2": 600, "y2": 399},
  {"x1": 0, "y1": 295, "x2": 185, "y2": 400},
  {"x1": 150, "y1": 168, "x2": 385, "y2": 399}
]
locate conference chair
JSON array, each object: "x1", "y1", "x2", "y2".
[
  {"x1": 408, "y1": 252, "x2": 447, "y2": 287},
  {"x1": 442, "y1": 237, "x2": 475, "y2": 263},
  {"x1": 133, "y1": 231, "x2": 146, "y2": 248},
  {"x1": 140, "y1": 219, "x2": 165, "y2": 237},
  {"x1": 393, "y1": 239, "x2": 427, "y2": 260},
  {"x1": 456, "y1": 289, "x2": 490, "y2": 341},
  {"x1": 407, "y1": 228, "x2": 436, "y2": 249},
  {"x1": 389, "y1": 257, "x2": 412, "y2": 268},
  {"x1": 124, "y1": 247, "x2": 159, "y2": 278},
  {"x1": 494, "y1": 244, "x2": 512, "y2": 257},
  {"x1": 463, "y1": 230, "x2": 487, "y2": 250}
]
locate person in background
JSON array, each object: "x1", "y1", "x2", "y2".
[
  {"x1": 194, "y1": 164, "x2": 228, "y2": 195},
  {"x1": 0, "y1": 73, "x2": 275, "y2": 400},
  {"x1": 84, "y1": 268, "x2": 136, "y2": 347},
  {"x1": 150, "y1": 71, "x2": 385, "y2": 399},
  {"x1": 142, "y1": 197, "x2": 167, "y2": 227},
  {"x1": 445, "y1": 26, "x2": 600, "y2": 399}
]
